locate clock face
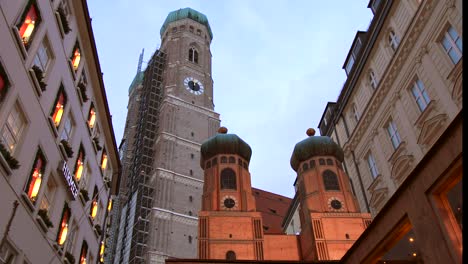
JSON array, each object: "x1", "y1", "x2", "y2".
[
  {"x1": 327, "y1": 197, "x2": 344, "y2": 211},
  {"x1": 183, "y1": 77, "x2": 204, "y2": 95},
  {"x1": 220, "y1": 195, "x2": 238, "y2": 211}
]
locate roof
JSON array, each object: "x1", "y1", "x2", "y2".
[
  {"x1": 128, "y1": 71, "x2": 144, "y2": 94},
  {"x1": 160, "y1": 7, "x2": 213, "y2": 40},
  {"x1": 200, "y1": 131, "x2": 252, "y2": 168},
  {"x1": 290, "y1": 135, "x2": 344, "y2": 172},
  {"x1": 252, "y1": 188, "x2": 292, "y2": 234}
]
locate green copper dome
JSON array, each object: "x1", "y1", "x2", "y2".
[
  {"x1": 128, "y1": 71, "x2": 144, "y2": 94},
  {"x1": 290, "y1": 131, "x2": 344, "y2": 172},
  {"x1": 160, "y1": 8, "x2": 213, "y2": 40},
  {"x1": 200, "y1": 128, "x2": 252, "y2": 168}
]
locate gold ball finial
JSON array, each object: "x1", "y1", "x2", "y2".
[
  {"x1": 218, "y1": 126, "x2": 228, "y2": 134},
  {"x1": 306, "y1": 128, "x2": 316, "y2": 137}
]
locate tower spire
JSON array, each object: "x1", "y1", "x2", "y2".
[{"x1": 137, "y1": 48, "x2": 144, "y2": 74}]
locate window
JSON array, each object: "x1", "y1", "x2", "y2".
[
  {"x1": 228, "y1": 156, "x2": 235, "y2": 163},
  {"x1": 190, "y1": 153, "x2": 194, "y2": 159},
  {"x1": 326, "y1": 158, "x2": 334, "y2": 165},
  {"x1": 220, "y1": 156, "x2": 227, "y2": 163},
  {"x1": 220, "y1": 168, "x2": 236, "y2": 190},
  {"x1": 411, "y1": 79, "x2": 430, "y2": 112},
  {"x1": 309, "y1": 159, "x2": 316, "y2": 169},
  {"x1": 70, "y1": 42, "x2": 81, "y2": 72},
  {"x1": 79, "y1": 240, "x2": 88, "y2": 264},
  {"x1": 25, "y1": 148, "x2": 46, "y2": 204},
  {"x1": 345, "y1": 55, "x2": 355, "y2": 75},
  {"x1": 319, "y1": 158, "x2": 325, "y2": 165},
  {"x1": 388, "y1": 30, "x2": 400, "y2": 51},
  {"x1": 60, "y1": 115, "x2": 74, "y2": 141},
  {"x1": 302, "y1": 163, "x2": 309, "y2": 171},
  {"x1": 0, "y1": 240, "x2": 18, "y2": 264},
  {"x1": 66, "y1": 220, "x2": 78, "y2": 252},
  {"x1": 16, "y1": 0, "x2": 42, "y2": 49},
  {"x1": 188, "y1": 47, "x2": 198, "y2": 63},
  {"x1": 352, "y1": 104, "x2": 360, "y2": 122},
  {"x1": 206, "y1": 161, "x2": 211, "y2": 168},
  {"x1": 212, "y1": 157, "x2": 217, "y2": 165},
  {"x1": 74, "y1": 145, "x2": 85, "y2": 181},
  {"x1": 369, "y1": 70, "x2": 378, "y2": 89},
  {"x1": 50, "y1": 86, "x2": 67, "y2": 128},
  {"x1": 56, "y1": 203, "x2": 71, "y2": 246},
  {"x1": 1, "y1": 102, "x2": 27, "y2": 153},
  {"x1": 189, "y1": 26, "x2": 194, "y2": 32},
  {"x1": 386, "y1": 119, "x2": 401, "y2": 149},
  {"x1": 226, "y1": 251, "x2": 236, "y2": 260},
  {"x1": 0, "y1": 62, "x2": 11, "y2": 102},
  {"x1": 367, "y1": 152, "x2": 379, "y2": 179},
  {"x1": 441, "y1": 26, "x2": 463, "y2": 64},
  {"x1": 322, "y1": 170, "x2": 340, "y2": 191},
  {"x1": 33, "y1": 37, "x2": 52, "y2": 73},
  {"x1": 90, "y1": 186, "x2": 99, "y2": 220},
  {"x1": 40, "y1": 175, "x2": 57, "y2": 213},
  {"x1": 101, "y1": 149, "x2": 108, "y2": 171},
  {"x1": 197, "y1": 29, "x2": 202, "y2": 36},
  {"x1": 87, "y1": 104, "x2": 96, "y2": 129},
  {"x1": 188, "y1": 235, "x2": 192, "y2": 243},
  {"x1": 371, "y1": 0, "x2": 382, "y2": 13}
]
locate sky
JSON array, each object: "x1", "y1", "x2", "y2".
[{"x1": 87, "y1": 1, "x2": 374, "y2": 198}]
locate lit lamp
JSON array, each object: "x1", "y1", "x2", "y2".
[
  {"x1": 28, "y1": 168, "x2": 42, "y2": 201},
  {"x1": 88, "y1": 109, "x2": 96, "y2": 128},
  {"x1": 22, "y1": 19, "x2": 35, "y2": 43},
  {"x1": 75, "y1": 160, "x2": 84, "y2": 181},
  {"x1": 58, "y1": 223, "x2": 68, "y2": 245},
  {"x1": 100, "y1": 241, "x2": 105, "y2": 258},
  {"x1": 91, "y1": 200, "x2": 98, "y2": 219},
  {"x1": 81, "y1": 258, "x2": 86, "y2": 264},
  {"x1": 72, "y1": 49, "x2": 81, "y2": 70},
  {"x1": 101, "y1": 153, "x2": 108, "y2": 170},
  {"x1": 53, "y1": 104, "x2": 64, "y2": 127},
  {"x1": 107, "y1": 199, "x2": 112, "y2": 212}
]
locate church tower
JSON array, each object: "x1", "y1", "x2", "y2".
[
  {"x1": 198, "y1": 127, "x2": 265, "y2": 260},
  {"x1": 290, "y1": 129, "x2": 372, "y2": 260}
]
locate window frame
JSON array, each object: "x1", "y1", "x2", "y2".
[
  {"x1": 50, "y1": 85, "x2": 68, "y2": 129},
  {"x1": 15, "y1": 0, "x2": 43, "y2": 50},
  {"x1": 0, "y1": 61, "x2": 11, "y2": 102},
  {"x1": 33, "y1": 35, "x2": 53, "y2": 74},
  {"x1": 386, "y1": 119, "x2": 402, "y2": 150},
  {"x1": 369, "y1": 70, "x2": 378, "y2": 89},
  {"x1": 322, "y1": 170, "x2": 340, "y2": 191},
  {"x1": 188, "y1": 47, "x2": 199, "y2": 64},
  {"x1": 220, "y1": 168, "x2": 237, "y2": 190},
  {"x1": 441, "y1": 25, "x2": 462, "y2": 64},
  {"x1": 1, "y1": 101, "x2": 27, "y2": 154},
  {"x1": 24, "y1": 147, "x2": 47, "y2": 204},
  {"x1": 367, "y1": 152, "x2": 379, "y2": 179},
  {"x1": 411, "y1": 79, "x2": 430, "y2": 112},
  {"x1": 388, "y1": 30, "x2": 400, "y2": 52}
]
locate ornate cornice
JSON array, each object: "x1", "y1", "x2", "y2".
[
  {"x1": 154, "y1": 167, "x2": 204, "y2": 188},
  {"x1": 155, "y1": 132, "x2": 201, "y2": 150},
  {"x1": 164, "y1": 94, "x2": 220, "y2": 119},
  {"x1": 152, "y1": 206, "x2": 198, "y2": 226}
]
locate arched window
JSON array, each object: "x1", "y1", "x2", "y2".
[
  {"x1": 226, "y1": 251, "x2": 236, "y2": 260},
  {"x1": 388, "y1": 30, "x2": 400, "y2": 51},
  {"x1": 220, "y1": 168, "x2": 236, "y2": 190},
  {"x1": 302, "y1": 163, "x2": 309, "y2": 171},
  {"x1": 188, "y1": 47, "x2": 199, "y2": 64},
  {"x1": 220, "y1": 156, "x2": 227, "y2": 163},
  {"x1": 323, "y1": 170, "x2": 340, "y2": 191},
  {"x1": 228, "y1": 156, "x2": 235, "y2": 163}
]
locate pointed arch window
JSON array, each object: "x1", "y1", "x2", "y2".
[
  {"x1": 25, "y1": 148, "x2": 46, "y2": 203},
  {"x1": 188, "y1": 47, "x2": 199, "y2": 64},
  {"x1": 220, "y1": 168, "x2": 236, "y2": 190},
  {"x1": 226, "y1": 251, "x2": 236, "y2": 260},
  {"x1": 323, "y1": 170, "x2": 340, "y2": 191}
]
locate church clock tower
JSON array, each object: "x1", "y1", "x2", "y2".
[{"x1": 198, "y1": 127, "x2": 265, "y2": 260}]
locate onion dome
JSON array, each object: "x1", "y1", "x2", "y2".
[
  {"x1": 290, "y1": 128, "x2": 344, "y2": 172},
  {"x1": 200, "y1": 127, "x2": 252, "y2": 168},
  {"x1": 160, "y1": 7, "x2": 213, "y2": 40}
]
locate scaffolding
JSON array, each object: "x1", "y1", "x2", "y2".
[{"x1": 118, "y1": 49, "x2": 166, "y2": 264}]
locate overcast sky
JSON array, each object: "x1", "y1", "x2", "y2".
[{"x1": 88, "y1": 1, "x2": 373, "y2": 198}]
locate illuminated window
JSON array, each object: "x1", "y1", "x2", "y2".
[
  {"x1": 90, "y1": 186, "x2": 99, "y2": 220},
  {"x1": 107, "y1": 198, "x2": 112, "y2": 212},
  {"x1": 79, "y1": 240, "x2": 88, "y2": 264},
  {"x1": 388, "y1": 30, "x2": 400, "y2": 52},
  {"x1": 378, "y1": 227, "x2": 422, "y2": 262},
  {"x1": 65, "y1": 220, "x2": 78, "y2": 253},
  {"x1": 323, "y1": 170, "x2": 340, "y2": 191},
  {"x1": 220, "y1": 168, "x2": 236, "y2": 190},
  {"x1": 386, "y1": 119, "x2": 401, "y2": 150},
  {"x1": 188, "y1": 47, "x2": 198, "y2": 64},
  {"x1": 74, "y1": 145, "x2": 85, "y2": 181},
  {"x1": 87, "y1": 104, "x2": 96, "y2": 129},
  {"x1": 50, "y1": 86, "x2": 67, "y2": 128},
  {"x1": 99, "y1": 241, "x2": 105, "y2": 262},
  {"x1": 441, "y1": 26, "x2": 462, "y2": 64},
  {"x1": 1, "y1": 102, "x2": 27, "y2": 153},
  {"x1": 25, "y1": 148, "x2": 46, "y2": 203},
  {"x1": 33, "y1": 37, "x2": 52, "y2": 73},
  {"x1": 411, "y1": 79, "x2": 430, "y2": 112},
  {"x1": 367, "y1": 152, "x2": 379, "y2": 179},
  {"x1": 40, "y1": 175, "x2": 57, "y2": 212},
  {"x1": 15, "y1": 0, "x2": 42, "y2": 49},
  {"x1": 0, "y1": 62, "x2": 10, "y2": 102},
  {"x1": 70, "y1": 42, "x2": 81, "y2": 72},
  {"x1": 56, "y1": 203, "x2": 71, "y2": 246}
]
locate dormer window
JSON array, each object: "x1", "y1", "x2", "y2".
[
  {"x1": 345, "y1": 56, "x2": 355, "y2": 75},
  {"x1": 345, "y1": 37, "x2": 363, "y2": 75},
  {"x1": 370, "y1": 0, "x2": 382, "y2": 14},
  {"x1": 16, "y1": 0, "x2": 42, "y2": 49},
  {"x1": 189, "y1": 48, "x2": 198, "y2": 64}
]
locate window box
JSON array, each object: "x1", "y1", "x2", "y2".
[
  {"x1": 60, "y1": 139, "x2": 74, "y2": 159},
  {"x1": 0, "y1": 142, "x2": 20, "y2": 173},
  {"x1": 21, "y1": 192, "x2": 35, "y2": 211},
  {"x1": 77, "y1": 82, "x2": 88, "y2": 104},
  {"x1": 47, "y1": 116, "x2": 59, "y2": 137},
  {"x1": 11, "y1": 26, "x2": 28, "y2": 58},
  {"x1": 64, "y1": 251, "x2": 76, "y2": 264},
  {"x1": 52, "y1": 243, "x2": 63, "y2": 255},
  {"x1": 55, "y1": 7, "x2": 71, "y2": 38},
  {"x1": 94, "y1": 224, "x2": 102, "y2": 237},
  {"x1": 29, "y1": 65, "x2": 47, "y2": 94},
  {"x1": 37, "y1": 208, "x2": 53, "y2": 231}
]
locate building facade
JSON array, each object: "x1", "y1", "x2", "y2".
[
  {"x1": 111, "y1": 8, "x2": 220, "y2": 264},
  {"x1": 318, "y1": 0, "x2": 462, "y2": 217},
  {"x1": 0, "y1": 0, "x2": 121, "y2": 264}
]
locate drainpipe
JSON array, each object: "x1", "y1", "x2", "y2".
[{"x1": 341, "y1": 115, "x2": 370, "y2": 213}]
